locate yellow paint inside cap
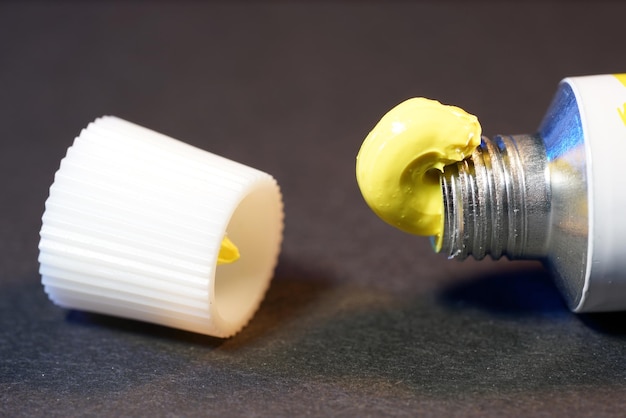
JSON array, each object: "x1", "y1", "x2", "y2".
[
  {"x1": 356, "y1": 97, "x2": 481, "y2": 251},
  {"x1": 218, "y1": 236, "x2": 240, "y2": 265}
]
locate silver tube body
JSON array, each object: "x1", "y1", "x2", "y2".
[{"x1": 441, "y1": 82, "x2": 590, "y2": 310}]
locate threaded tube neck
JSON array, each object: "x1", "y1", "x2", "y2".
[{"x1": 440, "y1": 134, "x2": 550, "y2": 260}]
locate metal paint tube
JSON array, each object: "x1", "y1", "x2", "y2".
[{"x1": 441, "y1": 74, "x2": 626, "y2": 312}]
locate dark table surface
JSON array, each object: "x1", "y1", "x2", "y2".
[{"x1": 3, "y1": 2, "x2": 626, "y2": 416}]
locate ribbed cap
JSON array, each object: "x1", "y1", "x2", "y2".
[{"x1": 39, "y1": 116, "x2": 284, "y2": 337}]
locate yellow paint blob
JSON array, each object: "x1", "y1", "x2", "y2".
[
  {"x1": 217, "y1": 236, "x2": 240, "y2": 265},
  {"x1": 356, "y1": 97, "x2": 481, "y2": 251}
]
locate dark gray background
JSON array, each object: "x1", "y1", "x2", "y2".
[{"x1": 3, "y1": 1, "x2": 626, "y2": 416}]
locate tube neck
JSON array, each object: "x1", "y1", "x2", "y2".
[{"x1": 440, "y1": 134, "x2": 551, "y2": 260}]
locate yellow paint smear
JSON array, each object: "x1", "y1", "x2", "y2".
[
  {"x1": 218, "y1": 236, "x2": 240, "y2": 265},
  {"x1": 614, "y1": 73, "x2": 626, "y2": 88},
  {"x1": 615, "y1": 74, "x2": 626, "y2": 126},
  {"x1": 356, "y1": 97, "x2": 481, "y2": 251}
]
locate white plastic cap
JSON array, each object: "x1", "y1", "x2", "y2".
[{"x1": 38, "y1": 116, "x2": 284, "y2": 337}]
